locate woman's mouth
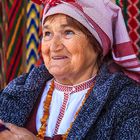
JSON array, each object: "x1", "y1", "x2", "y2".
[{"x1": 52, "y1": 56, "x2": 68, "y2": 60}]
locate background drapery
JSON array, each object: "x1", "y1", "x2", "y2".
[
  {"x1": 0, "y1": 0, "x2": 140, "y2": 89},
  {"x1": 0, "y1": 0, "x2": 41, "y2": 89},
  {"x1": 26, "y1": 0, "x2": 41, "y2": 72},
  {"x1": 116, "y1": 0, "x2": 140, "y2": 52}
]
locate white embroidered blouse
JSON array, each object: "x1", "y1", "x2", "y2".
[{"x1": 36, "y1": 76, "x2": 95, "y2": 137}]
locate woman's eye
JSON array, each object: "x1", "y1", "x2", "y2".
[
  {"x1": 43, "y1": 31, "x2": 52, "y2": 41},
  {"x1": 64, "y1": 30, "x2": 74, "y2": 38},
  {"x1": 45, "y1": 31, "x2": 51, "y2": 37}
]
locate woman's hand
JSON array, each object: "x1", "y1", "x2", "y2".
[{"x1": 0, "y1": 121, "x2": 39, "y2": 140}]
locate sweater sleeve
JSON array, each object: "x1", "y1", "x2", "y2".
[
  {"x1": 113, "y1": 83, "x2": 140, "y2": 140},
  {"x1": 114, "y1": 110, "x2": 140, "y2": 139},
  {"x1": 0, "y1": 73, "x2": 30, "y2": 126}
]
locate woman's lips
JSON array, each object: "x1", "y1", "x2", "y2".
[{"x1": 52, "y1": 56, "x2": 68, "y2": 60}]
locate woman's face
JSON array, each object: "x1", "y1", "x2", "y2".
[{"x1": 41, "y1": 14, "x2": 99, "y2": 85}]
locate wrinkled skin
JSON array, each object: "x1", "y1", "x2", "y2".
[
  {"x1": 0, "y1": 120, "x2": 39, "y2": 140},
  {"x1": 41, "y1": 14, "x2": 98, "y2": 85}
]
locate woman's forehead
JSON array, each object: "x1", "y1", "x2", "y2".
[
  {"x1": 43, "y1": 14, "x2": 87, "y2": 31},
  {"x1": 43, "y1": 14, "x2": 68, "y2": 25}
]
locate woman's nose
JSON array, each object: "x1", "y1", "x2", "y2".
[{"x1": 50, "y1": 34, "x2": 64, "y2": 51}]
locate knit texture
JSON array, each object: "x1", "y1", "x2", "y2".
[
  {"x1": 0, "y1": 65, "x2": 52, "y2": 126},
  {"x1": 0, "y1": 64, "x2": 140, "y2": 140},
  {"x1": 67, "y1": 65, "x2": 140, "y2": 140}
]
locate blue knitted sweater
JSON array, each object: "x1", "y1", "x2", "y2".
[{"x1": 0, "y1": 64, "x2": 140, "y2": 140}]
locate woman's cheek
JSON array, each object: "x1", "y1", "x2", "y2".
[{"x1": 41, "y1": 44, "x2": 50, "y2": 54}]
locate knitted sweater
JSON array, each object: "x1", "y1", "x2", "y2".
[{"x1": 0, "y1": 64, "x2": 140, "y2": 140}]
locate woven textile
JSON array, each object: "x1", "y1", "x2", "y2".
[
  {"x1": 26, "y1": 0, "x2": 41, "y2": 72},
  {"x1": 3, "y1": 0, "x2": 25, "y2": 83},
  {"x1": 0, "y1": 1, "x2": 6, "y2": 89},
  {"x1": 0, "y1": 0, "x2": 3, "y2": 89},
  {"x1": 0, "y1": 1, "x2": 2, "y2": 47},
  {"x1": 116, "y1": 0, "x2": 140, "y2": 50},
  {"x1": 0, "y1": 0, "x2": 41, "y2": 89}
]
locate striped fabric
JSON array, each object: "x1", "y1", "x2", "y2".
[
  {"x1": 0, "y1": 1, "x2": 6, "y2": 89},
  {"x1": 0, "y1": 0, "x2": 3, "y2": 89},
  {"x1": 26, "y1": 0, "x2": 41, "y2": 72},
  {"x1": 4, "y1": 0, "x2": 25, "y2": 83},
  {"x1": 0, "y1": 1, "x2": 2, "y2": 47},
  {"x1": 0, "y1": 0, "x2": 42, "y2": 89}
]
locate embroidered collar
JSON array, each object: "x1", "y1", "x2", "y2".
[{"x1": 54, "y1": 75, "x2": 96, "y2": 93}]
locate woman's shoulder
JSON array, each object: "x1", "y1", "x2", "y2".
[
  {"x1": 0, "y1": 64, "x2": 53, "y2": 114},
  {"x1": 106, "y1": 73, "x2": 140, "y2": 134},
  {"x1": 95, "y1": 64, "x2": 140, "y2": 110},
  {"x1": 0, "y1": 65, "x2": 53, "y2": 126},
  {"x1": 1, "y1": 65, "x2": 52, "y2": 92},
  {"x1": 96, "y1": 64, "x2": 140, "y2": 89}
]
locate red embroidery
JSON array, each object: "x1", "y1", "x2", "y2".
[
  {"x1": 54, "y1": 76, "x2": 96, "y2": 93},
  {"x1": 53, "y1": 76, "x2": 96, "y2": 135},
  {"x1": 31, "y1": 0, "x2": 75, "y2": 6},
  {"x1": 54, "y1": 92, "x2": 70, "y2": 135},
  {"x1": 46, "y1": 0, "x2": 76, "y2": 6}
]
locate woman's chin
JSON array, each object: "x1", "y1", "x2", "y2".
[{"x1": 49, "y1": 68, "x2": 68, "y2": 79}]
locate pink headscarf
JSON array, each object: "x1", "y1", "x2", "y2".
[{"x1": 32, "y1": 0, "x2": 140, "y2": 83}]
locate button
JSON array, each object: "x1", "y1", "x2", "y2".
[{"x1": 72, "y1": 87, "x2": 75, "y2": 92}]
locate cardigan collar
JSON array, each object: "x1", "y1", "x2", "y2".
[{"x1": 67, "y1": 64, "x2": 117, "y2": 139}]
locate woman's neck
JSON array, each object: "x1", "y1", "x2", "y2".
[{"x1": 54, "y1": 66, "x2": 98, "y2": 86}]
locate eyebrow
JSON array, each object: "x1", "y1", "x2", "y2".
[{"x1": 43, "y1": 24, "x2": 75, "y2": 30}]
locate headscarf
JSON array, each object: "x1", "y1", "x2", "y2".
[{"x1": 31, "y1": 0, "x2": 140, "y2": 83}]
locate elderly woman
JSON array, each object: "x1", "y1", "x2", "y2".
[{"x1": 0, "y1": 0, "x2": 140, "y2": 140}]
